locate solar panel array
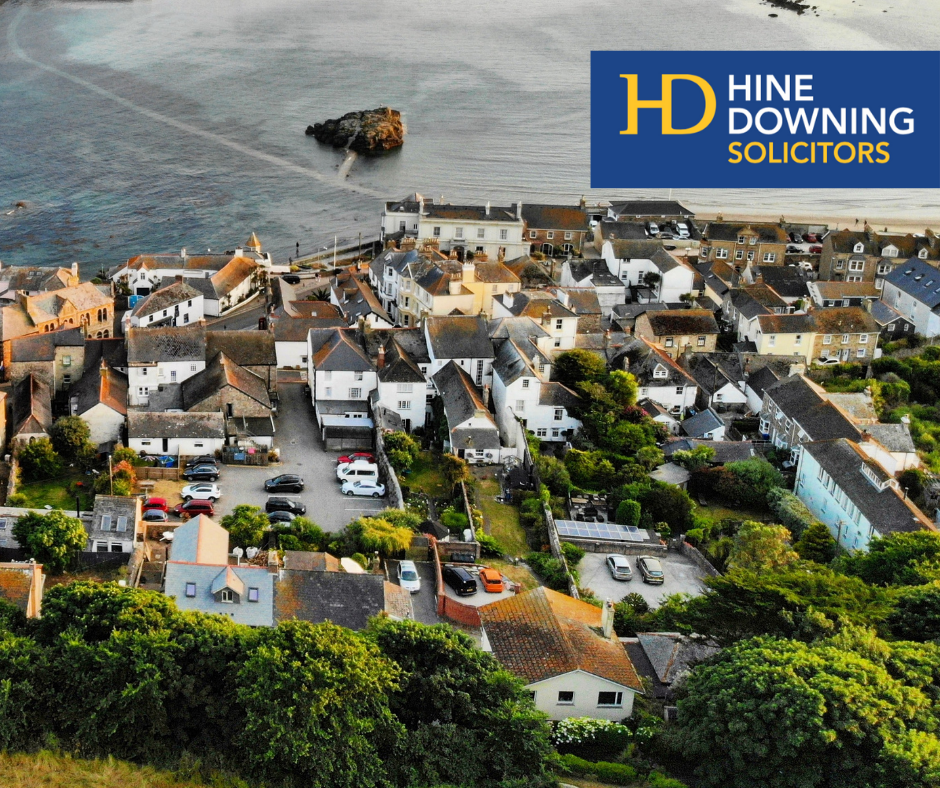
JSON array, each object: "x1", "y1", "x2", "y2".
[{"x1": 555, "y1": 520, "x2": 649, "y2": 543}]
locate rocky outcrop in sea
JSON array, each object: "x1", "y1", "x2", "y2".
[{"x1": 305, "y1": 107, "x2": 404, "y2": 153}]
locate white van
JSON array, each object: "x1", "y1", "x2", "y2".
[{"x1": 336, "y1": 463, "x2": 380, "y2": 484}]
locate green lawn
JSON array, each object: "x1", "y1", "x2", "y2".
[
  {"x1": 488, "y1": 558, "x2": 541, "y2": 591},
  {"x1": 14, "y1": 474, "x2": 94, "y2": 511},
  {"x1": 403, "y1": 452, "x2": 449, "y2": 497},
  {"x1": 475, "y1": 476, "x2": 528, "y2": 556},
  {"x1": 694, "y1": 502, "x2": 774, "y2": 527}
]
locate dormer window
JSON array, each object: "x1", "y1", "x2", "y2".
[
  {"x1": 664, "y1": 337, "x2": 674, "y2": 347},
  {"x1": 653, "y1": 364, "x2": 668, "y2": 379},
  {"x1": 920, "y1": 249, "x2": 929, "y2": 259},
  {"x1": 737, "y1": 235, "x2": 745, "y2": 244},
  {"x1": 883, "y1": 246, "x2": 898, "y2": 258},
  {"x1": 220, "y1": 589, "x2": 234, "y2": 603},
  {"x1": 854, "y1": 242, "x2": 865, "y2": 253}
]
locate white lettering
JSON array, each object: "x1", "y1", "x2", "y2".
[
  {"x1": 729, "y1": 108, "x2": 753, "y2": 134},
  {"x1": 890, "y1": 107, "x2": 914, "y2": 134},
  {"x1": 822, "y1": 107, "x2": 846, "y2": 135},
  {"x1": 862, "y1": 108, "x2": 886, "y2": 135},
  {"x1": 795, "y1": 75, "x2": 813, "y2": 101},
  {"x1": 766, "y1": 75, "x2": 790, "y2": 101},
  {"x1": 729, "y1": 75, "x2": 751, "y2": 101},
  {"x1": 755, "y1": 107, "x2": 783, "y2": 134},
  {"x1": 784, "y1": 107, "x2": 819, "y2": 134}
]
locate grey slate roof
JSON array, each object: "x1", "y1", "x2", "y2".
[
  {"x1": 274, "y1": 570, "x2": 390, "y2": 630},
  {"x1": 616, "y1": 338, "x2": 696, "y2": 388},
  {"x1": 663, "y1": 438, "x2": 755, "y2": 464},
  {"x1": 363, "y1": 328, "x2": 431, "y2": 365},
  {"x1": 132, "y1": 280, "x2": 202, "y2": 318},
  {"x1": 127, "y1": 325, "x2": 206, "y2": 364},
  {"x1": 538, "y1": 382, "x2": 581, "y2": 410},
  {"x1": 377, "y1": 340, "x2": 426, "y2": 384},
  {"x1": 644, "y1": 309, "x2": 719, "y2": 337},
  {"x1": 84, "y1": 338, "x2": 128, "y2": 372},
  {"x1": 9, "y1": 328, "x2": 84, "y2": 363},
  {"x1": 11, "y1": 374, "x2": 52, "y2": 437},
  {"x1": 87, "y1": 496, "x2": 139, "y2": 542},
  {"x1": 680, "y1": 408, "x2": 723, "y2": 438},
  {"x1": 751, "y1": 266, "x2": 810, "y2": 300},
  {"x1": 425, "y1": 315, "x2": 495, "y2": 360},
  {"x1": 863, "y1": 423, "x2": 917, "y2": 454},
  {"x1": 609, "y1": 200, "x2": 693, "y2": 218},
  {"x1": 683, "y1": 354, "x2": 742, "y2": 396},
  {"x1": 159, "y1": 275, "x2": 217, "y2": 300},
  {"x1": 883, "y1": 258, "x2": 940, "y2": 308},
  {"x1": 165, "y1": 562, "x2": 275, "y2": 626},
  {"x1": 206, "y1": 330, "x2": 276, "y2": 368},
  {"x1": 274, "y1": 316, "x2": 347, "y2": 342},
  {"x1": 310, "y1": 329, "x2": 374, "y2": 372},
  {"x1": 869, "y1": 300, "x2": 909, "y2": 328},
  {"x1": 432, "y1": 361, "x2": 499, "y2": 448},
  {"x1": 182, "y1": 352, "x2": 271, "y2": 411},
  {"x1": 635, "y1": 632, "x2": 719, "y2": 684},
  {"x1": 764, "y1": 376, "x2": 860, "y2": 442},
  {"x1": 520, "y1": 204, "x2": 590, "y2": 232},
  {"x1": 128, "y1": 410, "x2": 225, "y2": 439},
  {"x1": 802, "y1": 439, "x2": 934, "y2": 535},
  {"x1": 493, "y1": 339, "x2": 538, "y2": 386},
  {"x1": 745, "y1": 365, "x2": 781, "y2": 400}
]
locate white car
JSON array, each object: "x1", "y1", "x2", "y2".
[
  {"x1": 397, "y1": 560, "x2": 421, "y2": 593},
  {"x1": 181, "y1": 483, "x2": 222, "y2": 501},
  {"x1": 336, "y1": 459, "x2": 377, "y2": 479},
  {"x1": 341, "y1": 479, "x2": 386, "y2": 498}
]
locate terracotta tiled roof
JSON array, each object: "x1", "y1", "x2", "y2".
[
  {"x1": 210, "y1": 257, "x2": 258, "y2": 298},
  {"x1": 480, "y1": 587, "x2": 643, "y2": 690}
]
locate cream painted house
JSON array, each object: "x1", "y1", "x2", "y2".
[
  {"x1": 746, "y1": 314, "x2": 817, "y2": 363},
  {"x1": 480, "y1": 588, "x2": 643, "y2": 721}
]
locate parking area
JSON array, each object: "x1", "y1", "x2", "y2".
[
  {"x1": 386, "y1": 559, "x2": 441, "y2": 625},
  {"x1": 440, "y1": 564, "x2": 517, "y2": 607},
  {"x1": 212, "y1": 384, "x2": 387, "y2": 532},
  {"x1": 575, "y1": 551, "x2": 708, "y2": 608}
]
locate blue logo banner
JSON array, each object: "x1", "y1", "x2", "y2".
[{"x1": 590, "y1": 51, "x2": 940, "y2": 188}]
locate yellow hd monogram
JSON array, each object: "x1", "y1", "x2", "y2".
[{"x1": 619, "y1": 74, "x2": 716, "y2": 135}]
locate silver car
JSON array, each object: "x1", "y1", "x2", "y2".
[{"x1": 606, "y1": 553, "x2": 633, "y2": 581}]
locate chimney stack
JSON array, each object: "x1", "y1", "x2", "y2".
[
  {"x1": 180, "y1": 248, "x2": 187, "y2": 259},
  {"x1": 503, "y1": 292, "x2": 514, "y2": 309},
  {"x1": 71, "y1": 262, "x2": 79, "y2": 278},
  {"x1": 176, "y1": 274, "x2": 184, "y2": 284},
  {"x1": 482, "y1": 384, "x2": 490, "y2": 408},
  {"x1": 864, "y1": 297, "x2": 873, "y2": 313},
  {"x1": 377, "y1": 344, "x2": 386, "y2": 369},
  {"x1": 601, "y1": 598, "x2": 614, "y2": 638},
  {"x1": 485, "y1": 201, "x2": 490, "y2": 216},
  {"x1": 516, "y1": 201, "x2": 523, "y2": 220}
]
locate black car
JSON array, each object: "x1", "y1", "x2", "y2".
[
  {"x1": 142, "y1": 509, "x2": 169, "y2": 523},
  {"x1": 185, "y1": 455, "x2": 218, "y2": 470},
  {"x1": 264, "y1": 474, "x2": 305, "y2": 493},
  {"x1": 265, "y1": 497, "x2": 307, "y2": 515},
  {"x1": 181, "y1": 464, "x2": 220, "y2": 481},
  {"x1": 442, "y1": 565, "x2": 477, "y2": 596},
  {"x1": 268, "y1": 510, "x2": 296, "y2": 524},
  {"x1": 282, "y1": 274, "x2": 301, "y2": 285}
]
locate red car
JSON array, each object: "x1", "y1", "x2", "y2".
[
  {"x1": 143, "y1": 497, "x2": 169, "y2": 513},
  {"x1": 337, "y1": 452, "x2": 375, "y2": 465},
  {"x1": 804, "y1": 232, "x2": 819, "y2": 243},
  {"x1": 173, "y1": 499, "x2": 215, "y2": 517},
  {"x1": 809, "y1": 245, "x2": 823, "y2": 254}
]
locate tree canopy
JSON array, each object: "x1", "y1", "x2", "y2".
[
  {"x1": 552, "y1": 349, "x2": 607, "y2": 389},
  {"x1": 11, "y1": 510, "x2": 87, "y2": 573},
  {"x1": 220, "y1": 504, "x2": 269, "y2": 548}
]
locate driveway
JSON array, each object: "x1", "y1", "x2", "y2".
[
  {"x1": 386, "y1": 559, "x2": 441, "y2": 625},
  {"x1": 214, "y1": 383, "x2": 386, "y2": 533},
  {"x1": 575, "y1": 551, "x2": 708, "y2": 608}
]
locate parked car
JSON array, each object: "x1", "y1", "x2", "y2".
[
  {"x1": 181, "y1": 483, "x2": 221, "y2": 502},
  {"x1": 181, "y1": 464, "x2": 219, "y2": 482},
  {"x1": 184, "y1": 455, "x2": 218, "y2": 470},
  {"x1": 815, "y1": 356, "x2": 842, "y2": 366},
  {"x1": 675, "y1": 221, "x2": 691, "y2": 238},
  {"x1": 809, "y1": 245, "x2": 823, "y2": 254},
  {"x1": 282, "y1": 274, "x2": 301, "y2": 285},
  {"x1": 479, "y1": 567, "x2": 504, "y2": 593},
  {"x1": 268, "y1": 510, "x2": 296, "y2": 524},
  {"x1": 265, "y1": 497, "x2": 307, "y2": 515},
  {"x1": 337, "y1": 462, "x2": 379, "y2": 484},
  {"x1": 397, "y1": 560, "x2": 421, "y2": 593},
  {"x1": 174, "y1": 499, "x2": 215, "y2": 518},
  {"x1": 143, "y1": 497, "x2": 169, "y2": 512},
  {"x1": 646, "y1": 221, "x2": 660, "y2": 237},
  {"x1": 789, "y1": 232, "x2": 804, "y2": 244},
  {"x1": 787, "y1": 245, "x2": 803, "y2": 253},
  {"x1": 658, "y1": 229, "x2": 675, "y2": 240},
  {"x1": 803, "y1": 232, "x2": 819, "y2": 243},
  {"x1": 341, "y1": 480, "x2": 386, "y2": 498},
  {"x1": 443, "y1": 565, "x2": 477, "y2": 596},
  {"x1": 636, "y1": 555, "x2": 665, "y2": 585},
  {"x1": 264, "y1": 474, "x2": 304, "y2": 493},
  {"x1": 606, "y1": 554, "x2": 633, "y2": 581},
  {"x1": 337, "y1": 452, "x2": 375, "y2": 465},
  {"x1": 142, "y1": 509, "x2": 169, "y2": 523}
]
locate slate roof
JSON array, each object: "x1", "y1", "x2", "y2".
[
  {"x1": 803, "y1": 439, "x2": 934, "y2": 534},
  {"x1": 169, "y1": 515, "x2": 229, "y2": 564},
  {"x1": 635, "y1": 632, "x2": 720, "y2": 684},
  {"x1": 555, "y1": 288, "x2": 601, "y2": 316},
  {"x1": 422, "y1": 203, "x2": 521, "y2": 223},
  {"x1": 333, "y1": 278, "x2": 392, "y2": 325},
  {"x1": 23, "y1": 282, "x2": 112, "y2": 324},
  {"x1": 764, "y1": 376, "x2": 860, "y2": 442},
  {"x1": 128, "y1": 411, "x2": 225, "y2": 440},
  {"x1": 756, "y1": 313, "x2": 816, "y2": 334},
  {"x1": 609, "y1": 200, "x2": 693, "y2": 219},
  {"x1": 745, "y1": 365, "x2": 781, "y2": 400},
  {"x1": 728, "y1": 285, "x2": 788, "y2": 318},
  {"x1": 362, "y1": 327, "x2": 431, "y2": 366},
  {"x1": 0, "y1": 265, "x2": 75, "y2": 293},
  {"x1": 182, "y1": 352, "x2": 271, "y2": 411},
  {"x1": 274, "y1": 570, "x2": 391, "y2": 630},
  {"x1": 127, "y1": 325, "x2": 206, "y2": 364},
  {"x1": 863, "y1": 423, "x2": 917, "y2": 454},
  {"x1": 566, "y1": 259, "x2": 624, "y2": 288},
  {"x1": 84, "y1": 338, "x2": 128, "y2": 371},
  {"x1": 377, "y1": 340, "x2": 426, "y2": 384},
  {"x1": 432, "y1": 361, "x2": 496, "y2": 433},
  {"x1": 607, "y1": 239, "x2": 666, "y2": 262},
  {"x1": 883, "y1": 258, "x2": 940, "y2": 308},
  {"x1": 87, "y1": 495, "x2": 139, "y2": 541},
  {"x1": 808, "y1": 280, "x2": 881, "y2": 303},
  {"x1": 132, "y1": 280, "x2": 202, "y2": 319},
  {"x1": 538, "y1": 382, "x2": 582, "y2": 410},
  {"x1": 680, "y1": 408, "x2": 723, "y2": 438},
  {"x1": 811, "y1": 307, "x2": 880, "y2": 335},
  {"x1": 206, "y1": 330, "x2": 276, "y2": 368},
  {"x1": 697, "y1": 263, "x2": 731, "y2": 298},
  {"x1": 160, "y1": 275, "x2": 217, "y2": 301},
  {"x1": 493, "y1": 339, "x2": 538, "y2": 386},
  {"x1": 869, "y1": 300, "x2": 909, "y2": 328},
  {"x1": 311, "y1": 329, "x2": 374, "y2": 372},
  {"x1": 473, "y1": 262, "x2": 521, "y2": 284},
  {"x1": 479, "y1": 587, "x2": 643, "y2": 690},
  {"x1": 683, "y1": 353, "x2": 742, "y2": 396},
  {"x1": 425, "y1": 315, "x2": 495, "y2": 360},
  {"x1": 501, "y1": 291, "x2": 576, "y2": 321},
  {"x1": 616, "y1": 338, "x2": 696, "y2": 388},
  {"x1": 274, "y1": 316, "x2": 347, "y2": 342},
  {"x1": 520, "y1": 204, "x2": 590, "y2": 232},
  {"x1": 70, "y1": 361, "x2": 128, "y2": 417},
  {"x1": 663, "y1": 438, "x2": 755, "y2": 463},
  {"x1": 8, "y1": 327, "x2": 85, "y2": 363},
  {"x1": 595, "y1": 220, "x2": 648, "y2": 242},
  {"x1": 704, "y1": 222, "x2": 788, "y2": 243},
  {"x1": 282, "y1": 551, "x2": 342, "y2": 572},
  {"x1": 165, "y1": 562, "x2": 274, "y2": 626},
  {"x1": 644, "y1": 309, "x2": 719, "y2": 337},
  {"x1": 751, "y1": 267, "x2": 810, "y2": 300},
  {"x1": 11, "y1": 374, "x2": 52, "y2": 437},
  {"x1": 283, "y1": 301, "x2": 344, "y2": 319}
]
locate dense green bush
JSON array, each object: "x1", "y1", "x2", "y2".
[
  {"x1": 475, "y1": 531, "x2": 505, "y2": 558},
  {"x1": 560, "y1": 541, "x2": 585, "y2": 566},
  {"x1": 615, "y1": 499, "x2": 641, "y2": 527},
  {"x1": 766, "y1": 488, "x2": 819, "y2": 541},
  {"x1": 593, "y1": 761, "x2": 639, "y2": 784},
  {"x1": 525, "y1": 552, "x2": 572, "y2": 591},
  {"x1": 441, "y1": 509, "x2": 470, "y2": 534}
]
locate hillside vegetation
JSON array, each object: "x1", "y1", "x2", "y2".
[{"x1": 0, "y1": 751, "x2": 218, "y2": 788}]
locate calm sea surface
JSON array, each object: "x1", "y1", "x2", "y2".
[{"x1": 0, "y1": 0, "x2": 939, "y2": 272}]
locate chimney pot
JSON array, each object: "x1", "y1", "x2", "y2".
[
  {"x1": 175, "y1": 274, "x2": 183, "y2": 284},
  {"x1": 482, "y1": 384, "x2": 490, "y2": 409},
  {"x1": 485, "y1": 201, "x2": 490, "y2": 216},
  {"x1": 180, "y1": 248, "x2": 187, "y2": 259},
  {"x1": 378, "y1": 344, "x2": 386, "y2": 369},
  {"x1": 516, "y1": 201, "x2": 523, "y2": 220},
  {"x1": 601, "y1": 598, "x2": 614, "y2": 638}
]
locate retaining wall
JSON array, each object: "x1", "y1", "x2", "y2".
[
  {"x1": 676, "y1": 539, "x2": 721, "y2": 577},
  {"x1": 543, "y1": 503, "x2": 580, "y2": 600},
  {"x1": 563, "y1": 538, "x2": 668, "y2": 556},
  {"x1": 374, "y1": 430, "x2": 404, "y2": 509}
]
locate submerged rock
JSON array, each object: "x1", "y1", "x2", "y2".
[{"x1": 305, "y1": 107, "x2": 404, "y2": 153}]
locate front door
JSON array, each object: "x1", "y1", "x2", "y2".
[
  {"x1": 162, "y1": 438, "x2": 169, "y2": 452},
  {"x1": 840, "y1": 348, "x2": 850, "y2": 362},
  {"x1": 402, "y1": 419, "x2": 411, "y2": 432}
]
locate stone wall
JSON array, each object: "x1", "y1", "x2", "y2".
[
  {"x1": 543, "y1": 503, "x2": 580, "y2": 600},
  {"x1": 374, "y1": 430, "x2": 404, "y2": 509},
  {"x1": 676, "y1": 539, "x2": 721, "y2": 577},
  {"x1": 564, "y1": 537, "x2": 668, "y2": 556}
]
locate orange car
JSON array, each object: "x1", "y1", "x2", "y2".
[{"x1": 478, "y1": 567, "x2": 504, "y2": 593}]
